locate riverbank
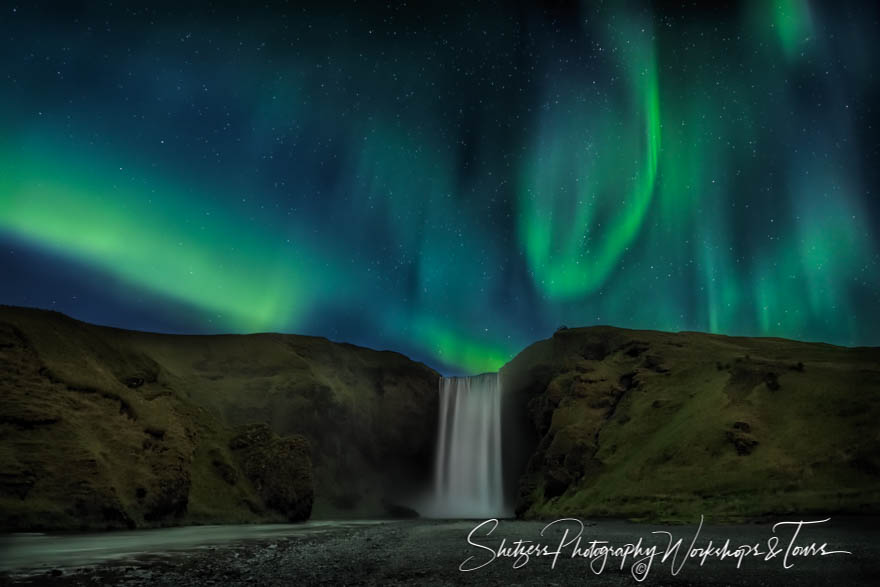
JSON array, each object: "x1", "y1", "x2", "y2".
[{"x1": 1, "y1": 518, "x2": 877, "y2": 585}]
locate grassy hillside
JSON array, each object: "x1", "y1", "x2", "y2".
[
  {"x1": 0, "y1": 308, "x2": 312, "y2": 530},
  {"x1": 502, "y1": 326, "x2": 880, "y2": 522},
  {"x1": 0, "y1": 306, "x2": 437, "y2": 529},
  {"x1": 119, "y1": 324, "x2": 440, "y2": 517}
]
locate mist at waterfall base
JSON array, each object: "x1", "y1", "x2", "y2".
[{"x1": 2, "y1": 2, "x2": 880, "y2": 376}]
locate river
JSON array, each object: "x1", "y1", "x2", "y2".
[{"x1": 0, "y1": 517, "x2": 877, "y2": 585}]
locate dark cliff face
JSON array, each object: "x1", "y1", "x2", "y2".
[
  {"x1": 501, "y1": 326, "x2": 880, "y2": 522},
  {"x1": 229, "y1": 424, "x2": 313, "y2": 522},
  {"x1": 0, "y1": 306, "x2": 438, "y2": 530}
]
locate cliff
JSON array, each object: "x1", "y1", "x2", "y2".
[
  {"x1": 0, "y1": 306, "x2": 438, "y2": 530},
  {"x1": 501, "y1": 326, "x2": 880, "y2": 522},
  {"x1": 4, "y1": 305, "x2": 878, "y2": 529}
]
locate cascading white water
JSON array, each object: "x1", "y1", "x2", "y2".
[{"x1": 428, "y1": 373, "x2": 505, "y2": 518}]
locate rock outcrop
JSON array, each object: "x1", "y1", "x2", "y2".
[
  {"x1": 502, "y1": 326, "x2": 880, "y2": 522},
  {"x1": 229, "y1": 424, "x2": 313, "y2": 522}
]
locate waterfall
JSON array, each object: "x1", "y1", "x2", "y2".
[{"x1": 429, "y1": 373, "x2": 506, "y2": 518}]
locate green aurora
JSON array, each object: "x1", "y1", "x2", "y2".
[{"x1": 1, "y1": 0, "x2": 877, "y2": 373}]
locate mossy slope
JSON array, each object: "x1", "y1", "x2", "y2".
[
  {"x1": 0, "y1": 305, "x2": 436, "y2": 529},
  {"x1": 502, "y1": 326, "x2": 880, "y2": 522}
]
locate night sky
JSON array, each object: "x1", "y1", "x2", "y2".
[{"x1": 1, "y1": 1, "x2": 878, "y2": 374}]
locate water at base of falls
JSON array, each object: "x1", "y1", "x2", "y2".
[{"x1": 427, "y1": 372, "x2": 507, "y2": 518}]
